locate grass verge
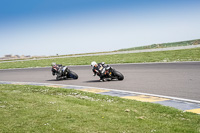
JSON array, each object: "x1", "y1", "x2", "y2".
[
  {"x1": 119, "y1": 39, "x2": 200, "y2": 51},
  {"x1": 0, "y1": 48, "x2": 200, "y2": 69},
  {"x1": 0, "y1": 84, "x2": 200, "y2": 133}
]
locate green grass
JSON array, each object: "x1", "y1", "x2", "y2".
[
  {"x1": 0, "y1": 84, "x2": 200, "y2": 133},
  {"x1": 0, "y1": 47, "x2": 200, "y2": 69},
  {"x1": 119, "y1": 39, "x2": 200, "y2": 51}
]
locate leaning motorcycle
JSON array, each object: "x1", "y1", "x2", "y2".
[
  {"x1": 52, "y1": 66, "x2": 78, "y2": 80},
  {"x1": 96, "y1": 65, "x2": 124, "y2": 81}
]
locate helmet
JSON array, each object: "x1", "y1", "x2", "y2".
[
  {"x1": 51, "y1": 62, "x2": 56, "y2": 66},
  {"x1": 91, "y1": 61, "x2": 97, "y2": 67}
]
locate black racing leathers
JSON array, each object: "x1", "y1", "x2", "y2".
[
  {"x1": 92, "y1": 63, "x2": 106, "y2": 80},
  {"x1": 51, "y1": 64, "x2": 63, "y2": 76}
]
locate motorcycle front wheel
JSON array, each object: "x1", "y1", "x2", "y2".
[
  {"x1": 113, "y1": 70, "x2": 124, "y2": 80},
  {"x1": 68, "y1": 71, "x2": 78, "y2": 79}
]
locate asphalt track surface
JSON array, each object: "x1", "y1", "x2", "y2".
[{"x1": 0, "y1": 62, "x2": 200, "y2": 101}]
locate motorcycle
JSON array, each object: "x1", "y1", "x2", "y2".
[
  {"x1": 52, "y1": 66, "x2": 78, "y2": 80},
  {"x1": 95, "y1": 65, "x2": 124, "y2": 81}
]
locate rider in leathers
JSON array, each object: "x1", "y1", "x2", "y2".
[
  {"x1": 91, "y1": 61, "x2": 107, "y2": 81},
  {"x1": 51, "y1": 62, "x2": 64, "y2": 77}
]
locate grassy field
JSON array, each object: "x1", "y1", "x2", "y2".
[
  {"x1": 0, "y1": 47, "x2": 200, "y2": 69},
  {"x1": 119, "y1": 39, "x2": 200, "y2": 51},
  {"x1": 0, "y1": 84, "x2": 200, "y2": 133}
]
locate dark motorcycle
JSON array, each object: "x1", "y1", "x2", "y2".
[
  {"x1": 98, "y1": 65, "x2": 124, "y2": 81},
  {"x1": 52, "y1": 66, "x2": 78, "y2": 80}
]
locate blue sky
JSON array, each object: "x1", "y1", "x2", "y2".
[{"x1": 0, "y1": 0, "x2": 200, "y2": 57}]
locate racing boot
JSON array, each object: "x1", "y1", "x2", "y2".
[{"x1": 100, "y1": 77, "x2": 106, "y2": 82}]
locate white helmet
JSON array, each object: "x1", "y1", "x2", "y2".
[
  {"x1": 51, "y1": 62, "x2": 56, "y2": 66},
  {"x1": 91, "y1": 61, "x2": 97, "y2": 67}
]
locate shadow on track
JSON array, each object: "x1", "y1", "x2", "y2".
[
  {"x1": 85, "y1": 79, "x2": 119, "y2": 83},
  {"x1": 85, "y1": 80, "x2": 101, "y2": 83},
  {"x1": 46, "y1": 79, "x2": 75, "y2": 81},
  {"x1": 46, "y1": 79, "x2": 58, "y2": 81}
]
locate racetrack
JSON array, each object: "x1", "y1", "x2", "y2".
[{"x1": 0, "y1": 62, "x2": 200, "y2": 101}]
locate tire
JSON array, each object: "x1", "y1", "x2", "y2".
[
  {"x1": 113, "y1": 70, "x2": 124, "y2": 80},
  {"x1": 68, "y1": 71, "x2": 78, "y2": 79}
]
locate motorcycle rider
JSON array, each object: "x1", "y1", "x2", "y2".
[
  {"x1": 51, "y1": 62, "x2": 64, "y2": 77},
  {"x1": 91, "y1": 61, "x2": 107, "y2": 81}
]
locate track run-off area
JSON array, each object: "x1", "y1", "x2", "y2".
[{"x1": 0, "y1": 62, "x2": 200, "y2": 114}]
